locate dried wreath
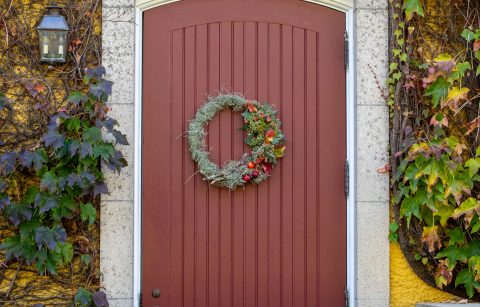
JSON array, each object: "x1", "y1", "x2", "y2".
[{"x1": 187, "y1": 94, "x2": 286, "y2": 190}]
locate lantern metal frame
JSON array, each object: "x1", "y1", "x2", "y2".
[{"x1": 37, "y1": 3, "x2": 70, "y2": 64}]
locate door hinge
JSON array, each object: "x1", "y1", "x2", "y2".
[
  {"x1": 139, "y1": 292, "x2": 143, "y2": 307},
  {"x1": 344, "y1": 31, "x2": 349, "y2": 71},
  {"x1": 344, "y1": 286, "x2": 350, "y2": 307},
  {"x1": 344, "y1": 160, "x2": 349, "y2": 198}
]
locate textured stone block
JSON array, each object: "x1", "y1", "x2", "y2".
[
  {"x1": 355, "y1": 9, "x2": 389, "y2": 105},
  {"x1": 107, "y1": 298, "x2": 135, "y2": 307},
  {"x1": 100, "y1": 201, "x2": 134, "y2": 299},
  {"x1": 103, "y1": 7, "x2": 135, "y2": 105},
  {"x1": 356, "y1": 105, "x2": 389, "y2": 202},
  {"x1": 356, "y1": 201, "x2": 390, "y2": 301},
  {"x1": 103, "y1": 0, "x2": 135, "y2": 8},
  {"x1": 103, "y1": 104, "x2": 135, "y2": 201},
  {"x1": 356, "y1": 298, "x2": 390, "y2": 307},
  {"x1": 355, "y1": 0, "x2": 388, "y2": 9}
]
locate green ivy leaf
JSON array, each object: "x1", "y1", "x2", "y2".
[
  {"x1": 465, "y1": 158, "x2": 480, "y2": 177},
  {"x1": 80, "y1": 202, "x2": 96, "y2": 225},
  {"x1": 40, "y1": 172, "x2": 58, "y2": 194},
  {"x1": 68, "y1": 91, "x2": 88, "y2": 105},
  {"x1": 403, "y1": 0, "x2": 424, "y2": 21},
  {"x1": 93, "y1": 144, "x2": 115, "y2": 161},
  {"x1": 462, "y1": 29, "x2": 476, "y2": 42},
  {"x1": 55, "y1": 242, "x2": 74, "y2": 265},
  {"x1": 52, "y1": 197, "x2": 76, "y2": 221},
  {"x1": 0, "y1": 237, "x2": 23, "y2": 260},
  {"x1": 64, "y1": 118, "x2": 81, "y2": 132},
  {"x1": 455, "y1": 269, "x2": 480, "y2": 298},
  {"x1": 74, "y1": 287, "x2": 93, "y2": 307},
  {"x1": 448, "y1": 62, "x2": 471, "y2": 82},
  {"x1": 453, "y1": 198, "x2": 480, "y2": 219},
  {"x1": 437, "y1": 245, "x2": 468, "y2": 266},
  {"x1": 448, "y1": 227, "x2": 466, "y2": 245},
  {"x1": 425, "y1": 77, "x2": 450, "y2": 108},
  {"x1": 84, "y1": 127, "x2": 102, "y2": 144},
  {"x1": 81, "y1": 254, "x2": 92, "y2": 265}
]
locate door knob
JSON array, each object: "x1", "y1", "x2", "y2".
[{"x1": 152, "y1": 288, "x2": 161, "y2": 298}]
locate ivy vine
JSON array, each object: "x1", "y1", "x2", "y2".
[
  {"x1": 0, "y1": 67, "x2": 127, "y2": 306},
  {"x1": 390, "y1": 0, "x2": 480, "y2": 300}
]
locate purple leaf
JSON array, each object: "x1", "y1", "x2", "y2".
[
  {"x1": 43, "y1": 130, "x2": 66, "y2": 149},
  {"x1": 95, "y1": 118, "x2": 104, "y2": 129},
  {"x1": 90, "y1": 80, "x2": 113, "y2": 99},
  {"x1": 0, "y1": 152, "x2": 17, "y2": 176},
  {"x1": 112, "y1": 130, "x2": 129, "y2": 145},
  {"x1": 6, "y1": 203, "x2": 32, "y2": 227},
  {"x1": 0, "y1": 193, "x2": 10, "y2": 210},
  {"x1": 81, "y1": 172, "x2": 96, "y2": 184},
  {"x1": 69, "y1": 140, "x2": 80, "y2": 157},
  {"x1": 39, "y1": 197, "x2": 58, "y2": 214},
  {"x1": 35, "y1": 225, "x2": 67, "y2": 250},
  {"x1": 103, "y1": 117, "x2": 117, "y2": 133},
  {"x1": 86, "y1": 67, "x2": 106, "y2": 79},
  {"x1": 0, "y1": 93, "x2": 10, "y2": 111},
  {"x1": 93, "y1": 182, "x2": 110, "y2": 197},
  {"x1": 106, "y1": 150, "x2": 128, "y2": 173},
  {"x1": 79, "y1": 143, "x2": 93, "y2": 159},
  {"x1": 33, "y1": 149, "x2": 48, "y2": 171},
  {"x1": 93, "y1": 291, "x2": 109, "y2": 307},
  {"x1": 19, "y1": 150, "x2": 34, "y2": 168},
  {"x1": 0, "y1": 179, "x2": 8, "y2": 193}
]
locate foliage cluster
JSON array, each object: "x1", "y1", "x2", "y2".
[
  {"x1": 389, "y1": 0, "x2": 480, "y2": 299},
  {"x1": 0, "y1": 67, "x2": 127, "y2": 306},
  {"x1": 187, "y1": 94, "x2": 285, "y2": 190}
]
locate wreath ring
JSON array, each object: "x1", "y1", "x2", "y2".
[{"x1": 187, "y1": 94, "x2": 286, "y2": 190}]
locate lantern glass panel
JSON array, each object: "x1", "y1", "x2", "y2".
[{"x1": 38, "y1": 30, "x2": 68, "y2": 63}]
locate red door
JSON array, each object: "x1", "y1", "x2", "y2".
[{"x1": 142, "y1": 0, "x2": 346, "y2": 306}]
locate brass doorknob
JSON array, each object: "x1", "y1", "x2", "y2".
[{"x1": 152, "y1": 288, "x2": 161, "y2": 298}]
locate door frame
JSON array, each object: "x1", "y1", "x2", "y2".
[{"x1": 133, "y1": 1, "x2": 355, "y2": 306}]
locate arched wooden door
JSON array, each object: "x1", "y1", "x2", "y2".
[{"x1": 142, "y1": 0, "x2": 346, "y2": 306}]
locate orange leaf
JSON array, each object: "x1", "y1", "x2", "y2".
[
  {"x1": 474, "y1": 40, "x2": 480, "y2": 52},
  {"x1": 421, "y1": 226, "x2": 442, "y2": 253},
  {"x1": 434, "y1": 259, "x2": 453, "y2": 289},
  {"x1": 34, "y1": 83, "x2": 46, "y2": 94}
]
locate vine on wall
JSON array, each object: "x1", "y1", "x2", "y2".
[
  {"x1": 0, "y1": 1, "x2": 129, "y2": 305},
  {"x1": 389, "y1": 0, "x2": 480, "y2": 300}
]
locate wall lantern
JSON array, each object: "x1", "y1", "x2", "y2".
[{"x1": 37, "y1": 3, "x2": 70, "y2": 63}]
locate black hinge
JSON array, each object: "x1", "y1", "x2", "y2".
[
  {"x1": 139, "y1": 292, "x2": 143, "y2": 307},
  {"x1": 344, "y1": 31, "x2": 349, "y2": 71},
  {"x1": 344, "y1": 286, "x2": 349, "y2": 307},
  {"x1": 344, "y1": 160, "x2": 349, "y2": 198}
]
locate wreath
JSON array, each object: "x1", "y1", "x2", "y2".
[{"x1": 187, "y1": 94, "x2": 286, "y2": 190}]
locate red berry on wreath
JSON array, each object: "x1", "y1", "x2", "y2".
[
  {"x1": 247, "y1": 161, "x2": 255, "y2": 169},
  {"x1": 252, "y1": 171, "x2": 259, "y2": 178},
  {"x1": 243, "y1": 174, "x2": 251, "y2": 182}
]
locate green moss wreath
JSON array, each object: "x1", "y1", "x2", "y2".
[{"x1": 187, "y1": 94, "x2": 286, "y2": 190}]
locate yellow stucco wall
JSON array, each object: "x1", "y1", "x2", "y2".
[{"x1": 390, "y1": 243, "x2": 458, "y2": 306}]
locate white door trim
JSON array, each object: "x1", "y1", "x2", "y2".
[
  {"x1": 133, "y1": 1, "x2": 356, "y2": 306},
  {"x1": 136, "y1": 0, "x2": 354, "y2": 12}
]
